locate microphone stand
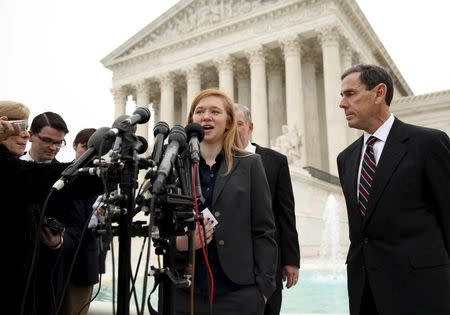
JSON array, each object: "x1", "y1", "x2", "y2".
[{"x1": 113, "y1": 122, "x2": 141, "y2": 315}]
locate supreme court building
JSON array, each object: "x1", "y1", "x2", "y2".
[{"x1": 102, "y1": 0, "x2": 450, "y2": 257}]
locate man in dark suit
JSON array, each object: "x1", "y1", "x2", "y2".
[
  {"x1": 337, "y1": 64, "x2": 450, "y2": 315},
  {"x1": 235, "y1": 103, "x2": 300, "y2": 315}
]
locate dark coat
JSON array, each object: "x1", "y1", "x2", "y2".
[
  {"x1": 211, "y1": 152, "x2": 278, "y2": 298},
  {"x1": 254, "y1": 144, "x2": 300, "y2": 285},
  {"x1": 0, "y1": 144, "x2": 102, "y2": 314},
  {"x1": 64, "y1": 197, "x2": 110, "y2": 286},
  {"x1": 337, "y1": 118, "x2": 450, "y2": 315}
]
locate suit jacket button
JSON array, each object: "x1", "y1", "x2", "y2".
[
  {"x1": 214, "y1": 211, "x2": 220, "y2": 217},
  {"x1": 363, "y1": 237, "x2": 369, "y2": 245},
  {"x1": 218, "y1": 240, "x2": 225, "y2": 246}
]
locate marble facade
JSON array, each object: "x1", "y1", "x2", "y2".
[{"x1": 102, "y1": 0, "x2": 450, "y2": 257}]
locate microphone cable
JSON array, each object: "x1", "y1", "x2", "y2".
[
  {"x1": 192, "y1": 161, "x2": 215, "y2": 306},
  {"x1": 20, "y1": 189, "x2": 56, "y2": 315}
]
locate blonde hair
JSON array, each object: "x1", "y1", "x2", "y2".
[
  {"x1": 0, "y1": 100, "x2": 30, "y2": 120},
  {"x1": 187, "y1": 88, "x2": 245, "y2": 174}
]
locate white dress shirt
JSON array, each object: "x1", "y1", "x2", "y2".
[{"x1": 356, "y1": 114, "x2": 395, "y2": 197}]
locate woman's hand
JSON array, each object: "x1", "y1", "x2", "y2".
[
  {"x1": 39, "y1": 226, "x2": 64, "y2": 249},
  {"x1": 0, "y1": 117, "x2": 20, "y2": 141},
  {"x1": 193, "y1": 218, "x2": 215, "y2": 249},
  {"x1": 176, "y1": 218, "x2": 215, "y2": 251}
]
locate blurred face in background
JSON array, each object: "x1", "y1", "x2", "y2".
[
  {"x1": 73, "y1": 142, "x2": 88, "y2": 159},
  {"x1": 235, "y1": 109, "x2": 253, "y2": 148}
]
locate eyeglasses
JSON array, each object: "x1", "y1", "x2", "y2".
[
  {"x1": 36, "y1": 134, "x2": 66, "y2": 147},
  {"x1": 9, "y1": 120, "x2": 29, "y2": 131}
]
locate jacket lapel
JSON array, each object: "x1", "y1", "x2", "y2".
[
  {"x1": 345, "y1": 137, "x2": 364, "y2": 225},
  {"x1": 212, "y1": 156, "x2": 241, "y2": 207},
  {"x1": 362, "y1": 118, "x2": 408, "y2": 229}
]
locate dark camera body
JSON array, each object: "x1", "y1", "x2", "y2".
[{"x1": 42, "y1": 216, "x2": 64, "y2": 235}]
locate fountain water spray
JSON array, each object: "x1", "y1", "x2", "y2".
[{"x1": 317, "y1": 194, "x2": 345, "y2": 281}]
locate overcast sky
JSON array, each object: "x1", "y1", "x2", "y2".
[{"x1": 1, "y1": 0, "x2": 449, "y2": 161}]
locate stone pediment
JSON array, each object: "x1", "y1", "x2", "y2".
[{"x1": 102, "y1": 0, "x2": 290, "y2": 64}]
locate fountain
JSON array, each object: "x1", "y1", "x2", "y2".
[{"x1": 314, "y1": 193, "x2": 346, "y2": 285}]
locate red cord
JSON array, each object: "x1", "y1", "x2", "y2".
[{"x1": 192, "y1": 162, "x2": 215, "y2": 305}]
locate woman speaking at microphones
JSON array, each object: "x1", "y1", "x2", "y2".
[{"x1": 174, "y1": 89, "x2": 277, "y2": 315}]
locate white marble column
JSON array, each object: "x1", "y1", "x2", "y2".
[
  {"x1": 236, "y1": 63, "x2": 251, "y2": 109},
  {"x1": 267, "y1": 59, "x2": 285, "y2": 144},
  {"x1": 319, "y1": 26, "x2": 347, "y2": 175},
  {"x1": 281, "y1": 36, "x2": 306, "y2": 166},
  {"x1": 216, "y1": 56, "x2": 235, "y2": 100},
  {"x1": 159, "y1": 74, "x2": 175, "y2": 128},
  {"x1": 153, "y1": 103, "x2": 160, "y2": 123},
  {"x1": 302, "y1": 49, "x2": 322, "y2": 169},
  {"x1": 246, "y1": 46, "x2": 269, "y2": 147},
  {"x1": 181, "y1": 90, "x2": 188, "y2": 123},
  {"x1": 111, "y1": 87, "x2": 128, "y2": 119},
  {"x1": 186, "y1": 65, "x2": 201, "y2": 116},
  {"x1": 315, "y1": 70, "x2": 330, "y2": 171},
  {"x1": 135, "y1": 80, "x2": 150, "y2": 142}
]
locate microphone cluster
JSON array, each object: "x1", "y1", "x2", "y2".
[{"x1": 52, "y1": 107, "x2": 205, "y2": 197}]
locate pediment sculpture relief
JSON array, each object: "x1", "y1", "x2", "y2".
[{"x1": 122, "y1": 0, "x2": 285, "y2": 57}]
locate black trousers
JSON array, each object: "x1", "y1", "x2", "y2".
[
  {"x1": 360, "y1": 277, "x2": 379, "y2": 315},
  {"x1": 174, "y1": 285, "x2": 265, "y2": 315},
  {"x1": 264, "y1": 285, "x2": 281, "y2": 315}
]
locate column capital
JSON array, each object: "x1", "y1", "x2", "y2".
[
  {"x1": 317, "y1": 25, "x2": 342, "y2": 45},
  {"x1": 245, "y1": 46, "x2": 266, "y2": 65},
  {"x1": 280, "y1": 35, "x2": 302, "y2": 57},
  {"x1": 134, "y1": 80, "x2": 150, "y2": 95},
  {"x1": 214, "y1": 55, "x2": 235, "y2": 72},
  {"x1": 185, "y1": 64, "x2": 201, "y2": 81},
  {"x1": 301, "y1": 44, "x2": 318, "y2": 64},
  {"x1": 111, "y1": 86, "x2": 129, "y2": 102},
  {"x1": 340, "y1": 37, "x2": 353, "y2": 57},
  {"x1": 159, "y1": 73, "x2": 175, "y2": 88}
]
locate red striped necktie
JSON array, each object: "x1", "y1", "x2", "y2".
[{"x1": 358, "y1": 136, "x2": 378, "y2": 216}]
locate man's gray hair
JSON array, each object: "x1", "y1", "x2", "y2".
[{"x1": 234, "y1": 103, "x2": 252, "y2": 123}]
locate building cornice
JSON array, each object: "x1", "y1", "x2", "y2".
[{"x1": 392, "y1": 89, "x2": 450, "y2": 116}]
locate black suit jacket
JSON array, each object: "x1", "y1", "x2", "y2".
[
  {"x1": 212, "y1": 152, "x2": 278, "y2": 298},
  {"x1": 254, "y1": 144, "x2": 300, "y2": 286},
  {"x1": 337, "y1": 118, "x2": 450, "y2": 315}
]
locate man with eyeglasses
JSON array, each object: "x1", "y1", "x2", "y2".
[
  {"x1": 20, "y1": 111, "x2": 70, "y2": 314},
  {"x1": 20, "y1": 111, "x2": 68, "y2": 163}
]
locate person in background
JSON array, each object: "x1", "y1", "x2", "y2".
[
  {"x1": 60, "y1": 128, "x2": 110, "y2": 315},
  {"x1": 235, "y1": 103, "x2": 300, "y2": 315},
  {"x1": 21, "y1": 111, "x2": 68, "y2": 163},
  {"x1": 19, "y1": 111, "x2": 71, "y2": 314},
  {"x1": 337, "y1": 64, "x2": 450, "y2": 315},
  {"x1": 174, "y1": 88, "x2": 277, "y2": 315},
  {"x1": 0, "y1": 100, "x2": 30, "y2": 157},
  {"x1": 0, "y1": 102, "x2": 71, "y2": 314}
]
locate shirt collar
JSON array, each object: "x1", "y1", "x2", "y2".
[
  {"x1": 200, "y1": 149, "x2": 225, "y2": 166},
  {"x1": 244, "y1": 142, "x2": 256, "y2": 153},
  {"x1": 363, "y1": 114, "x2": 395, "y2": 144}
]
